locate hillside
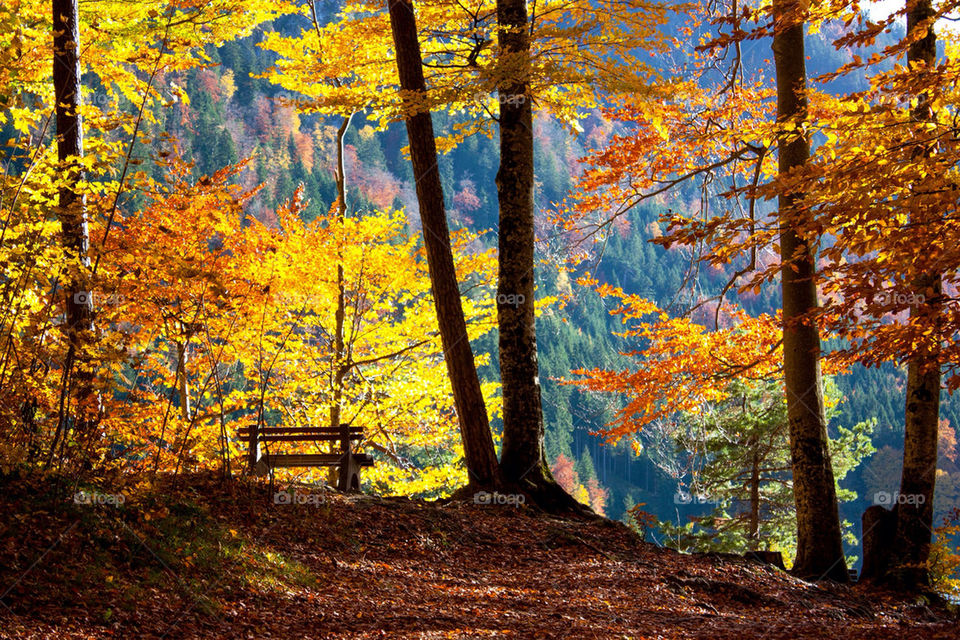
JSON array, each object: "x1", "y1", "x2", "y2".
[{"x1": 0, "y1": 472, "x2": 955, "y2": 639}]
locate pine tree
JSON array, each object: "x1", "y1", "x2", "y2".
[{"x1": 658, "y1": 378, "x2": 874, "y2": 560}]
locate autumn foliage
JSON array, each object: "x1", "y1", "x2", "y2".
[{"x1": 564, "y1": 277, "x2": 783, "y2": 448}]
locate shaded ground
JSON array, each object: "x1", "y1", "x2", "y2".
[{"x1": 0, "y1": 472, "x2": 955, "y2": 639}]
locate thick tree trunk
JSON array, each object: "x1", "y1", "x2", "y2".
[
  {"x1": 892, "y1": 341, "x2": 940, "y2": 587},
  {"x1": 772, "y1": 0, "x2": 848, "y2": 582},
  {"x1": 890, "y1": 1, "x2": 941, "y2": 588},
  {"x1": 52, "y1": 0, "x2": 97, "y2": 435},
  {"x1": 387, "y1": 0, "x2": 501, "y2": 487},
  {"x1": 861, "y1": 505, "x2": 897, "y2": 582},
  {"x1": 868, "y1": 0, "x2": 942, "y2": 591},
  {"x1": 493, "y1": 0, "x2": 543, "y2": 480},
  {"x1": 491, "y1": 0, "x2": 584, "y2": 513}
]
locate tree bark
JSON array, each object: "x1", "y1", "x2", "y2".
[
  {"x1": 861, "y1": 505, "x2": 897, "y2": 582},
  {"x1": 772, "y1": 0, "x2": 848, "y2": 581},
  {"x1": 387, "y1": 0, "x2": 501, "y2": 487},
  {"x1": 52, "y1": 0, "x2": 97, "y2": 437},
  {"x1": 892, "y1": 347, "x2": 940, "y2": 587},
  {"x1": 889, "y1": 0, "x2": 940, "y2": 589},
  {"x1": 493, "y1": 0, "x2": 543, "y2": 480},
  {"x1": 491, "y1": 0, "x2": 585, "y2": 513}
]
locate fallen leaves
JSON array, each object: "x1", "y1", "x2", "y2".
[{"x1": 0, "y1": 472, "x2": 956, "y2": 639}]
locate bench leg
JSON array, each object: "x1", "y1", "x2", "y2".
[
  {"x1": 337, "y1": 453, "x2": 361, "y2": 492},
  {"x1": 253, "y1": 459, "x2": 270, "y2": 477},
  {"x1": 249, "y1": 441, "x2": 270, "y2": 476}
]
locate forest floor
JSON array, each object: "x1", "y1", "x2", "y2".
[{"x1": 0, "y1": 471, "x2": 956, "y2": 639}]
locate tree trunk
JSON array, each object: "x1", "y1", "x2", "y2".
[
  {"x1": 491, "y1": 0, "x2": 585, "y2": 513},
  {"x1": 890, "y1": 1, "x2": 940, "y2": 587},
  {"x1": 52, "y1": 0, "x2": 97, "y2": 440},
  {"x1": 772, "y1": 0, "x2": 847, "y2": 581},
  {"x1": 387, "y1": 0, "x2": 501, "y2": 487},
  {"x1": 331, "y1": 114, "x2": 352, "y2": 488},
  {"x1": 495, "y1": 0, "x2": 542, "y2": 483},
  {"x1": 177, "y1": 339, "x2": 191, "y2": 421},
  {"x1": 889, "y1": 308, "x2": 940, "y2": 589},
  {"x1": 892, "y1": 340, "x2": 940, "y2": 587},
  {"x1": 749, "y1": 450, "x2": 760, "y2": 550},
  {"x1": 861, "y1": 505, "x2": 897, "y2": 582}
]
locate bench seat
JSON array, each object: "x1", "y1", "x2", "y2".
[{"x1": 261, "y1": 452, "x2": 374, "y2": 468}]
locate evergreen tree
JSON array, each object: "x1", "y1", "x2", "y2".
[
  {"x1": 577, "y1": 445, "x2": 598, "y2": 485},
  {"x1": 658, "y1": 378, "x2": 875, "y2": 560}
]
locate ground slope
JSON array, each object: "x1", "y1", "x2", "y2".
[{"x1": 0, "y1": 472, "x2": 955, "y2": 639}]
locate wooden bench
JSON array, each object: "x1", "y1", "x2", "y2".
[{"x1": 238, "y1": 425, "x2": 374, "y2": 492}]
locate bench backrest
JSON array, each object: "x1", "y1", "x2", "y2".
[{"x1": 237, "y1": 426, "x2": 364, "y2": 442}]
